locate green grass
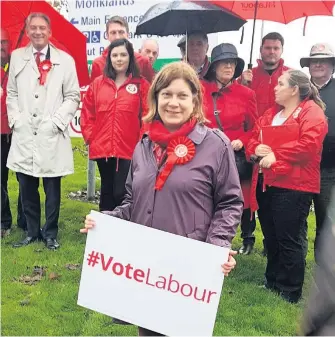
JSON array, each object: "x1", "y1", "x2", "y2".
[{"x1": 1, "y1": 138, "x2": 316, "y2": 336}]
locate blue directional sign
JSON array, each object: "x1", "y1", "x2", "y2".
[
  {"x1": 90, "y1": 31, "x2": 101, "y2": 43},
  {"x1": 82, "y1": 31, "x2": 90, "y2": 43},
  {"x1": 70, "y1": 18, "x2": 79, "y2": 24}
]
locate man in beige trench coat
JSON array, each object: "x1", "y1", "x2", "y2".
[{"x1": 6, "y1": 13, "x2": 80, "y2": 249}]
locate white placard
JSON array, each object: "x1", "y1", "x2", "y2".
[{"x1": 77, "y1": 210, "x2": 229, "y2": 336}]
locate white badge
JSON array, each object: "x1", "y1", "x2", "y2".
[{"x1": 126, "y1": 84, "x2": 138, "y2": 94}]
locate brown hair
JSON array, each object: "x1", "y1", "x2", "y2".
[
  {"x1": 26, "y1": 13, "x2": 51, "y2": 29},
  {"x1": 106, "y1": 16, "x2": 129, "y2": 34},
  {"x1": 143, "y1": 62, "x2": 207, "y2": 124},
  {"x1": 262, "y1": 32, "x2": 284, "y2": 47},
  {"x1": 287, "y1": 69, "x2": 326, "y2": 111}
]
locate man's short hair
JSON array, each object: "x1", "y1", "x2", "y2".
[
  {"x1": 262, "y1": 32, "x2": 284, "y2": 47},
  {"x1": 106, "y1": 15, "x2": 129, "y2": 33},
  {"x1": 188, "y1": 31, "x2": 208, "y2": 44},
  {"x1": 25, "y1": 12, "x2": 51, "y2": 29}
]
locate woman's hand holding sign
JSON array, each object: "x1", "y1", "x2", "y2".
[{"x1": 80, "y1": 214, "x2": 96, "y2": 233}]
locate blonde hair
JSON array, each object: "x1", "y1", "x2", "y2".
[
  {"x1": 286, "y1": 69, "x2": 326, "y2": 111},
  {"x1": 143, "y1": 62, "x2": 207, "y2": 124}
]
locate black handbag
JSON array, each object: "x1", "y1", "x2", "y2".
[{"x1": 211, "y1": 91, "x2": 253, "y2": 181}]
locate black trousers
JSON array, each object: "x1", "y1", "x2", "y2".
[
  {"x1": 313, "y1": 167, "x2": 335, "y2": 262},
  {"x1": 240, "y1": 208, "x2": 256, "y2": 245},
  {"x1": 16, "y1": 172, "x2": 61, "y2": 239},
  {"x1": 96, "y1": 158, "x2": 131, "y2": 211},
  {"x1": 256, "y1": 176, "x2": 312, "y2": 297},
  {"x1": 1, "y1": 134, "x2": 26, "y2": 230}
]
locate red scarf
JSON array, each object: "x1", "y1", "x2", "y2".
[
  {"x1": 148, "y1": 119, "x2": 197, "y2": 190},
  {"x1": 149, "y1": 118, "x2": 197, "y2": 147}
]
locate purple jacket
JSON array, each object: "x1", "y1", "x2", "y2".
[{"x1": 105, "y1": 124, "x2": 244, "y2": 248}]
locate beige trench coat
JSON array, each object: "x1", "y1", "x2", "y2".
[{"x1": 6, "y1": 43, "x2": 80, "y2": 177}]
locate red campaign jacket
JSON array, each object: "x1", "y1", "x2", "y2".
[
  {"x1": 247, "y1": 100, "x2": 328, "y2": 212},
  {"x1": 249, "y1": 58, "x2": 289, "y2": 117},
  {"x1": 202, "y1": 80, "x2": 258, "y2": 209},
  {"x1": 90, "y1": 48, "x2": 155, "y2": 83},
  {"x1": 80, "y1": 75, "x2": 150, "y2": 160},
  {"x1": 1, "y1": 66, "x2": 11, "y2": 134}
]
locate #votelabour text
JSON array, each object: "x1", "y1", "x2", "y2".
[{"x1": 87, "y1": 251, "x2": 218, "y2": 304}]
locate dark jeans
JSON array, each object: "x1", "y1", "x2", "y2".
[
  {"x1": 256, "y1": 176, "x2": 312, "y2": 299},
  {"x1": 1, "y1": 134, "x2": 26, "y2": 230},
  {"x1": 16, "y1": 172, "x2": 61, "y2": 239},
  {"x1": 240, "y1": 208, "x2": 256, "y2": 245},
  {"x1": 96, "y1": 158, "x2": 131, "y2": 211},
  {"x1": 313, "y1": 167, "x2": 335, "y2": 263}
]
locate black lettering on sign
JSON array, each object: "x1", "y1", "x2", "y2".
[
  {"x1": 81, "y1": 16, "x2": 101, "y2": 25},
  {"x1": 76, "y1": 0, "x2": 135, "y2": 9}
]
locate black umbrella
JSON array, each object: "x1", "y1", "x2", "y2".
[{"x1": 135, "y1": 1, "x2": 246, "y2": 36}]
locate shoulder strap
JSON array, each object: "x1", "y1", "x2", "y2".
[{"x1": 211, "y1": 91, "x2": 223, "y2": 131}]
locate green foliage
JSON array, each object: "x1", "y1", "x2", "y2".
[{"x1": 1, "y1": 138, "x2": 314, "y2": 336}]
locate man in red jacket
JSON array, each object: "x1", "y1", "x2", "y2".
[
  {"x1": 1, "y1": 28, "x2": 26, "y2": 238},
  {"x1": 90, "y1": 16, "x2": 154, "y2": 83},
  {"x1": 241, "y1": 32, "x2": 290, "y2": 117},
  {"x1": 240, "y1": 32, "x2": 289, "y2": 255}
]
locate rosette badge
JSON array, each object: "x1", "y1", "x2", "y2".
[
  {"x1": 38, "y1": 60, "x2": 53, "y2": 85},
  {"x1": 155, "y1": 136, "x2": 196, "y2": 190}
]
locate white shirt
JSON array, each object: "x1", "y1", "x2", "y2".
[
  {"x1": 272, "y1": 110, "x2": 288, "y2": 126},
  {"x1": 32, "y1": 45, "x2": 49, "y2": 63}
]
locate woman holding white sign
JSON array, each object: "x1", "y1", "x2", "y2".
[{"x1": 81, "y1": 62, "x2": 243, "y2": 336}]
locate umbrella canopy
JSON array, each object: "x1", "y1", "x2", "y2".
[
  {"x1": 135, "y1": 1, "x2": 246, "y2": 36},
  {"x1": 201, "y1": 0, "x2": 335, "y2": 67},
  {"x1": 206, "y1": 0, "x2": 335, "y2": 24},
  {"x1": 1, "y1": 0, "x2": 90, "y2": 87}
]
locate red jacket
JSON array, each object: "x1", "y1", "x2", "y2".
[
  {"x1": 202, "y1": 80, "x2": 258, "y2": 209},
  {"x1": 90, "y1": 48, "x2": 155, "y2": 83},
  {"x1": 1, "y1": 66, "x2": 11, "y2": 134},
  {"x1": 249, "y1": 58, "x2": 289, "y2": 117},
  {"x1": 247, "y1": 100, "x2": 328, "y2": 212},
  {"x1": 80, "y1": 75, "x2": 150, "y2": 160}
]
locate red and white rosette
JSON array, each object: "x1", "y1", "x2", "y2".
[
  {"x1": 155, "y1": 136, "x2": 196, "y2": 190},
  {"x1": 38, "y1": 60, "x2": 52, "y2": 85}
]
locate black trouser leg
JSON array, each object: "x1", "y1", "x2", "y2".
[
  {"x1": 16, "y1": 173, "x2": 27, "y2": 231},
  {"x1": 256, "y1": 176, "x2": 277, "y2": 288},
  {"x1": 1, "y1": 134, "x2": 12, "y2": 230},
  {"x1": 240, "y1": 208, "x2": 256, "y2": 245},
  {"x1": 313, "y1": 167, "x2": 335, "y2": 262},
  {"x1": 270, "y1": 187, "x2": 312, "y2": 298},
  {"x1": 16, "y1": 173, "x2": 41, "y2": 238},
  {"x1": 97, "y1": 158, "x2": 131, "y2": 211},
  {"x1": 97, "y1": 158, "x2": 116, "y2": 211},
  {"x1": 41, "y1": 177, "x2": 61, "y2": 239},
  {"x1": 112, "y1": 158, "x2": 131, "y2": 207}
]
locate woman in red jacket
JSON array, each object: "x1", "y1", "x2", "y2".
[
  {"x1": 202, "y1": 43, "x2": 258, "y2": 255},
  {"x1": 81, "y1": 38, "x2": 150, "y2": 212},
  {"x1": 247, "y1": 69, "x2": 328, "y2": 303}
]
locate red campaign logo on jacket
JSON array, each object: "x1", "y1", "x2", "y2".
[
  {"x1": 38, "y1": 60, "x2": 52, "y2": 85},
  {"x1": 155, "y1": 137, "x2": 196, "y2": 191},
  {"x1": 126, "y1": 84, "x2": 138, "y2": 94}
]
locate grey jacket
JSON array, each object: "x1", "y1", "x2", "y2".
[{"x1": 105, "y1": 124, "x2": 244, "y2": 248}]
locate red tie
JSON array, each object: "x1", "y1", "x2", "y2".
[{"x1": 35, "y1": 52, "x2": 41, "y2": 66}]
